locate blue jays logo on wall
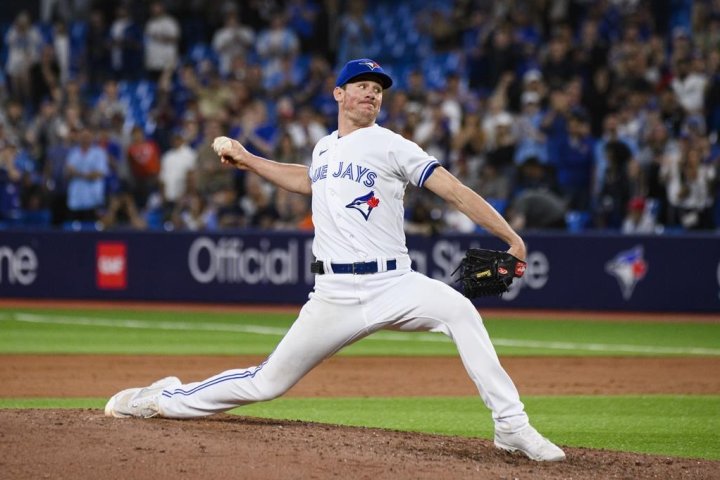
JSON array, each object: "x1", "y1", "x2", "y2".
[
  {"x1": 346, "y1": 191, "x2": 380, "y2": 220},
  {"x1": 605, "y1": 245, "x2": 648, "y2": 300}
]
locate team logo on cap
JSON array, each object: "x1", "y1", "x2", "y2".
[
  {"x1": 346, "y1": 191, "x2": 380, "y2": 220},
  {"x1": 359, "y1": 61, "x2": 381, "y2": 70}
]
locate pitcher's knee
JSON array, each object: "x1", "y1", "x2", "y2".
[{"x1": 253, "y1": 377, "x2": 294, "y2": 401}]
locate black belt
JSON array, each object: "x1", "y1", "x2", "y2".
[{"x1": 311, "y1": 259, "x2": 397, "y2": 275}]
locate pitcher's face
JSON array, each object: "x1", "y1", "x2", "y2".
[{"x1": 335, "y1": 79, "x2": 383, "y2": 128}]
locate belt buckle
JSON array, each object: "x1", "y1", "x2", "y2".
[{"x1": 351, "y1": 262, "x2": 361, "y2": 274}]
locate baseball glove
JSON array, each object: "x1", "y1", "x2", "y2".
[{"x1": 452, "y1": 248, "x2": 527, "y2": 297}]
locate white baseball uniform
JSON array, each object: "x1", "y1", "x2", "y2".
[{"x1": 158, "y1": 125, "x2": 530, "y2": 433}]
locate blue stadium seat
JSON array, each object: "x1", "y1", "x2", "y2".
[
  {"x1": 565, "y1": 210, "x2": 591, "y2": 233},
  {"x1": 62, "y1": 220, "x2": 101, "y2": 231},
  {"x1": 21, "y1": 209, "x2": 51, "y2": 227}
]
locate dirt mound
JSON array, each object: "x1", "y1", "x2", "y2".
[{"x1": 1, "y1": 409, "x2": 717, "y2": 480}]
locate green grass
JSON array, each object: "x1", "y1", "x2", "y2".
[
  {"x1": 1, "y1": 308, "x2": 718, "y2": 356},
  {"x1": 2, "y1": 395, "x2": 718, "y2": 460}
]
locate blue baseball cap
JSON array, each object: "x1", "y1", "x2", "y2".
[{"x1": 335, "y1": 58, "x2": 393, "y2": 89}]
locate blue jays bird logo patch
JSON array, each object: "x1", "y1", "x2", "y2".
[
  {"x1": 346, "y1": 191, "x2": 380, "y2": 220},
  {"x1": 359, "y1": 60, "x2": 381, "y2": 70}
]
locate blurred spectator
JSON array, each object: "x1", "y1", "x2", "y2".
[
  {"x1": 109, "y1": 5, "x2": 144, "y2": 81},
  {"x1": 404, "y1": 194, "x2": 442, "y2": 235},
  {"x1": 510, "y1": 153, "x2": 567, "y2": 227},
  {"x1": 595, "y1": 140, "x2": 636, "y2": 229},
  {"x1": 335, "y1": 0, "x2": 373, "y2": 64},
  {"x1": 485, "y1": 112, "x2": 517, "y2": 175},
  {"x1": 230, "y1": 100, "x2": 277, "y2": 158},
  {"x1": 469, "y1": 24, "x2": 520, "y2": 93},
  {"x1": 196, "y1": 65, "x2": 233, "y2": 121},
  {"x1": 293, "y1": 54, "x2": 331, "y2": 107},
  {"x1": 172, "y1": 191, "x2": 216, "y2": 231},
  {"x1": 507, "y1": 187, "x2": 568, "y2": 231},
  {"x1": 2, "y1": 98, "x2": 29, "y2": 147},
  {"x1": 671, "y1": 56, "x2": 708, "y2": 116},
  {"x1": 256, "y1": 14, "x2": 300, "y2": 70},
  {"x1": 241, "y1": 173, "x2": 279, "y2": 228},
  {"x1": 284, "y1": 0, "x2": 323, "y2": 53},
  {"x1": 65, "y1": 127, "x2": 109, "y2": 222},
  {"x1": 665, "y1": 146, "x2": 716, "y2": 230},
  {"x1": 4, "y1": 11, "x2": 43, "y2": 104},
  {"x1": 212, "y1": 9, "x2": 255, "y2": 77},
  {"x1": 195, "y1": 119, "x2": 235, "y2": 201},
  {"x1": 582, "y1": 66, "x2": 614, "y2": 137},
  {"x1": 27, "y1": 100, "x2": 63, "y2": 168},
  {"x1": 0, "y1": 142, "x2": 23, "y2": 222},
  {"x1": 405, "y1": 69, "x2": 428, "y2": 109},
  {"x1": 592, "y1": 113, "x2": 639, "y2": 206},
  {"x1": 85, "y1": 9, "x2": 112, "y2": 89},
  {"x1": 575, "y1": 19, "x2": 609, "y2": 79},
  {"x1": 159, "y1": 130, "x2": 197, "y2": 216},
  {"x1": 275, "y1": 189, "x2": 313, "y2": 230},
  {"x1": 127, "y1": 126, "x2": 161, "y2": 208},
  {"x1": 99, "y1": 122, "x2": 147, "y2": 231},
  {"x1": 514, "y1": 91, "x2": 548, "y2": 165},
  {"x1": 476, "y1": 163, "x2": 511, "y2": 206},
  {"x1": 451, "y1": 110, "x2": 485, "y2": 185},
  {"x1": 286, "y1": 105, "x2": 328, "y2": 160},
  {"x1": 144, "y1": 1, "x2": 181, "y2": 81},
  {"x1": 90, "y1": 80, "x2": 128, "y2": 128},
  {"x1": 264, "y1": 54, "x2": 305, "y2": 99},
  {"x1": 274, "y1": 131, "x2": 304, "y2": 165},
  {"x1": 51, "y1": 21, "x2": 71, "y2": 86},
  {"x1": 554, "y1": 109, "x2": 595, "y2": 211},
  {"x1": 30, "y1": 44, "x2": 61, "y2": 112},
  {"x1": 414, "y1": 99, "x2": 452, "y2": 165},
  {"x1": 541, "y1": 33, "x2": 576, "y2": 89},
  {"x1": 43, "y1": 127, "x2": 74, "y2": 225},
  {"x1": 621, "y1": 196, "x2": 658, "y2": 234}
]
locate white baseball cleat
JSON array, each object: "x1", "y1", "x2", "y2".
[
  {"x1": 104, "y1": 376, "x2": 181, "y2": 419},
  {"x1": 494, "y1": 424, "x2": 566, "y2": 461}
]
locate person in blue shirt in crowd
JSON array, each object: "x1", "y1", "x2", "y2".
[{"x1": 65, "y1": 127, "x2": 109, "y2": 223}]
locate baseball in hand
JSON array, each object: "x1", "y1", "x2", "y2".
[{"x1": 212, "y1": 136, "x2": 233, "y2": 154}]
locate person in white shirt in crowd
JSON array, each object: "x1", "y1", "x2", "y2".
[
  {"x1": 211, "y1": 9, "x2": 255, "y2": 77},
  {"x1": 159, "y1": 130, "x2": 197, "y2": 216},
  {"x1": 4, "y1": 12, "x2": 44, "y2": 104},
  {"x1": 144, "y1": 1, "x2": 181, "y2": 81}
]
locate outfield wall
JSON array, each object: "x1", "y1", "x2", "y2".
[{"x1": 0, "y1": 230, "x2": 718, "y2": 312}]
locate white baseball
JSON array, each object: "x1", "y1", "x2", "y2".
[{"x1": 213, "y1": 136, "x2": 232, "y2": 154}]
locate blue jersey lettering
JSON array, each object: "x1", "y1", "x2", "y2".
[{"x1": 311, "y1": 164, "x2": 328, "y2": 184}]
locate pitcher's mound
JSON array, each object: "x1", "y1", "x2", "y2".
[{"x1": 1, "y1": 409, "x2": 717, "y2": 479}]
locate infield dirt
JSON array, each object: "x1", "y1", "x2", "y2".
[{"x1": 1, "y1": 354, "x2": 719, "y2": 479}]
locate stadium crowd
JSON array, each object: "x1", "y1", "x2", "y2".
[{"x1": 0, "y1": 0, "x2": 718, "y2": 234}]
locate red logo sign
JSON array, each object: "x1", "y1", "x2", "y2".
[{"x1": 96, "y1": 242, "x2": 127, "y2": 289}]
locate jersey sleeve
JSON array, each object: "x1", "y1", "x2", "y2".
[{"x1": 389, "y1": 134, "x2": 440, "y2": 188}]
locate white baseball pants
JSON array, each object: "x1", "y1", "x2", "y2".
[{"x1": 158, "y1": 268, "x2": 530, "y2": 433}]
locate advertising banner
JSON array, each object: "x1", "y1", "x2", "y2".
[{"x1": 0, "y1": 230, "x2": 718, "y2": 312}]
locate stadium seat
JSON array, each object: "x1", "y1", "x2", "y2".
[
  {"x1": 565, "y1": 210, "x2": 591, "y2": 233},
  {"x1": 21, "y1": 209, "x2": 51, "y2": 227},
  {"x1": 62, "y1": 220, "x2": 101, "y2": 232}
]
